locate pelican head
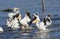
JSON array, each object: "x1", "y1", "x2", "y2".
[
  {"x1": 26, "y1": 12, "x2": 31, "y2": 19},
  {"x1": 35, "y1": 12, "x2": 38, "y2": 15},
  {"x1": 26, "y1": 10, "x2": 31, "y2": 19},
  {"x1": 14, "y1": 7, "x2": 20, "y2": 12},
  {"x1": 46, "y1": 13, "x2": 51, "y2": 19}
]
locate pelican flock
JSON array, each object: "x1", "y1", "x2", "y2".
[
  {"x1": 6, "y1": 7, "x2": 52, "y2": 31},
  {"x1": 1, "y1": 7, "x2": 52, "y2": 31}
]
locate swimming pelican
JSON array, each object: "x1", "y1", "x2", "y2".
[
  {"x1": 31, "y1": 12, "x2": 47, "y2": 31},
  {"x1": 0, "y1": 27, "x2": 3, "y2": 33},
  {"x1": 20, "y1": 11, "x2": 31, "y2": 29},
  {"x1": 45, "y1": 13, "x2": 52, "y2": 27}
]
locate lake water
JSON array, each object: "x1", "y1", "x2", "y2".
[{"x1": 0, "y1": 0, "x2": 60, "y2": 39}]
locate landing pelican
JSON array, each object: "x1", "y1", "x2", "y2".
[{"x1": 6, "y1": 7, "x2": 21, "y2": 28}]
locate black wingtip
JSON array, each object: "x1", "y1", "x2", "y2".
[
  {"x1": 0, "y1": 8, "x2": 13, "y2": 12},
  {"x1": 28, "y1": 16, "x2": 37, "y2": 25}
]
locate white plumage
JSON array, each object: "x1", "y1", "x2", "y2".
[
  {"x1": 45, "y1": 16, "x2": 52, "y2": 26},
  {"x1": 20, "y1": 14, "x2": 30, "y2": 26},
  {"x1": 11, "y1": 18, "x2": 20, "y2": 29},
  {"x1": 0, "y1": 27, "x2": 3, "y2": 33},
  {"x1": 6, "y1": 7, "x2": 21, "y2": 29},
  {"x1": 32, "y1": 13, "x2": 46, "y2": 31},
  {"x1": 20, "y1": 12, "x2": 31, "y2": 29}
]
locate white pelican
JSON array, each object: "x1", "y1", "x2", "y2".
[
  {"x1": 0, "y1": 27, "x2": 3, "y2": 33},
  {"x1": 6, "y1": 7, "x2": 21, "y2": 28},
  {"x1": 20, "y1": 11, "x2": 31, "y2": 29},
  {"x1": 45, "y1": 13, "x2": 52, "y2": 27},
  {"x1": 31, "y1": 13, "x2": 47, "y2": 31}
]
